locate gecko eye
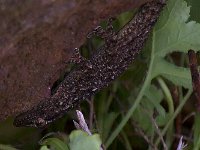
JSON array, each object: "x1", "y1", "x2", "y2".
[{"x1": 35, "y1": 118, "x2": 46, "y2": 127}]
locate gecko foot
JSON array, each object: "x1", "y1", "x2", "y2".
[
  {"x1": 87, "y1": 26, "x2": 106, "y2": 39},
  {"x1": 105, "y1": 17, "x2": 116, "y2": 37},
  {"x1": 87, "y1": 17, "x2": 117, "y2": 42},
  {"x1": 67, "y1": 48, "x2": 93, "y2": 69},
  {"x1": 69, "y1": 48, "x2": 86, "y2": 64},
  {"x1": 105, "y1": 17, "x2": 118, "y2": 48}
]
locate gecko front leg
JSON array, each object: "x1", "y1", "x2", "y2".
[
  {"x1": 69, "y1": 48, "x2": 93, "y2": 69},
  {"x1": 69, "y1": 48, "x2": 86, "y2": 64},
  {"x1": 87, "y1": 17, "x2": 117, "y2": 43},
  {"x1": 87, "y1": 17, "x2": 117, "y2": 56}
]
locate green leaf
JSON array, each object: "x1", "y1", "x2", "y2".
[
  {"x1": 40, "y1": 138, "x2": 69, "y2": 150},
  {"x1": 102, "y1": 112, "x2": 119, "y2": 142},
  {"x1": 156, "y1": 113, "x2": 171, "y2": 126},
  {"x1": 154, "y1": 0, "x2": 200, "y2": 57},
  {"x1": 150, "y1": 0, "x2": 200, "y2": 89},
  {"x1": 132, "y1": 104, "x2": 154, "y2": 134},
  {"x1": 69, "y1": 130, "x2": 102, "y2": 150},
  {"x1": 144, "y1": 85, "x2": 166, "y2": 117},
  {"x1": 106, "y1": 0, "x2": 199, "y2": 147},
  {"x1": 133, "y1": 85, "x2": 165, "y2": 134},
  {"x1": 186, "y1": 0, "x2": 200, "y2": 22},
  {"x1": 152, "y1": 58, "x2": 192, "y2": 88},
  {"x1": 40, "y1": 146, "x2": 49, "y2": 150},
  {"x1": 0, "y1": 144, "x2": 18, "y2": 150}
]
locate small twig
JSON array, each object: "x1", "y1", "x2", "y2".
[
  {"x1": 173, "y1": 86, "x2": 181, "y2": 135},
  {"x1": 150, "y1": 115, "x2": 168, "y2": 150},
  {"x1": 182, "y1": 112, "x2": 195, "y2": 123},
  {"x1": 141, "y1": 108, "x2": 167, "y2": 149},
  {"x1": 132, "y1": 121, "x2": 158, "y2": 150},
  {"x1": 171, "y1": 86, "x2": 182, "y2": 149},
  {"x1": 86, "y1": 97, "x2": 94, "y2": 130},
  {"x1": 188, "y1": 50, "x2": 200, "y2": 112}
]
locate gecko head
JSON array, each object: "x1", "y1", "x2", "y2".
[
  {"x1": 13, "y1": 99, "x2": 68, "y2": 128},
  {"x1": 13, "y1": 109, "x2": 53, "y2": 128}
]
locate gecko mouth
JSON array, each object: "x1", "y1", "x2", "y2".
[{"x1": 13, "y1": 109, "x2": 63, "y2": 128}]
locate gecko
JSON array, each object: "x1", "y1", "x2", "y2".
[{"x1": 14, "y1": 0, "x2": 166, "y2": 128}]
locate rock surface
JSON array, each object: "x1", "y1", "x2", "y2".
[{"x1": 0, "y1": 0, "x2": 151, "y2": 121}]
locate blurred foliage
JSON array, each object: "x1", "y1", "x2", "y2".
[
  {"x1": 1, "y1": 0, "x2": 200, "y2": 149},
  {"x1": 186, "y1": 0, "x2": 200, "y2": 22}
]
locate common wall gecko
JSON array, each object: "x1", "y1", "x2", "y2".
[{"x1": 14, "y1": 0, "x2": 166, "y2": 127}]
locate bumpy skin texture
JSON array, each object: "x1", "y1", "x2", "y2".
[{"x1": 14, "y1": 0, "x2": 165, "y2": 128}]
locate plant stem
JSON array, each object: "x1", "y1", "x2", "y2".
[
  {"x1": 157, "y1": 77, "x2": 174, "y2": 148},
  {"x1": 155, "y1": 89, "x2": 192, "y2": 146},
  {"x1": 157, "y1": 77, "x2": 174, "y2": 115}
]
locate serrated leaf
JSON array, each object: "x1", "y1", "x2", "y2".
[
  {"x1": 152, "y1": 58, "x2": 192, "y2": 88},
  {"x1": 40, "y1": 138, "x2": 69, "y2": 150},
  {"x1": 69, "y1": 130, "x2": 102, "y2": 150},
  {"x1": 149, "y1": 0, "x2": 200, "y2": 89},
  {"x1": 154, "y1": 0, "x2": 200, "y2": 57}
]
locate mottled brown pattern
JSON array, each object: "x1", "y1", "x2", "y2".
[{"x1": 14, "y1": 0, "x2": 166, "y2": 127}]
